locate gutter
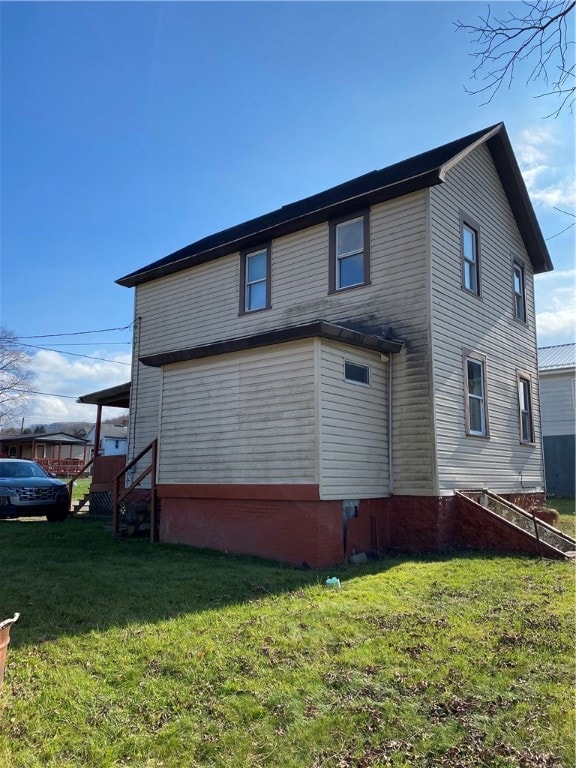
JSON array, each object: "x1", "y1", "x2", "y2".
[
  {"x1": 116, "y1": 170, "x2": 443, "y2": 288},
  {"x1": 139, "y1": 320, "x2": 404, "y2": 368}
]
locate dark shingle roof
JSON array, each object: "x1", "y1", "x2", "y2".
[
  {"x1": 77, "y1": 382, "x2": 131, "y2": 408},
  {"x1": 117, "y1": 123, "x2": 552, "y2": 288},
  {"x1": 98, "y1": 425, "x2": 128, "y2": 439}
]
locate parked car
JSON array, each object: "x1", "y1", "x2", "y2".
[{"x1": 0, "y1": 459, "x2": 70, "y2": 522}]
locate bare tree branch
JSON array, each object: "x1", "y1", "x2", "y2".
[
  {"x1": 0, "y1": 327, "x2": 36, "y2": 427},
  {"x1": 456, "y1": 1, "x2": 575, "y2": 116}
]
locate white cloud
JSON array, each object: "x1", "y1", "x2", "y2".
[
  {"x1": 537, "y1": 307, "x2": 576, "y2": 339},
  {"x1": 517, "y1": 125, "x2": 575, "y2": 210},
  {"x1": 535, "y1": 269, "x2": 576, "y2": 343},
  {"x1": 531, "y1": 178, "x2": 576, "y2": 209},
  {"x1": 18, "y1": 349, "x2": 132, "y2": 428}
]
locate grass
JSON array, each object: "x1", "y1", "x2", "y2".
[
  {"x1": 65, "y1": 477, "x2": 91, "y2": 502},
  {"x1": 545, "y1": 498, "x2": 576, "y2": 538},
  {"x1": 0, "y1": 518, "x2": 574, "y2": 768}
]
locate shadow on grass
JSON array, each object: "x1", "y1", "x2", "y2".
[
  {"x1": 1, "y1": 516, "x2": 550, "y2": 649},
  {"x1": 0, "y1": 516, "x2": 403, "y2": 648}
]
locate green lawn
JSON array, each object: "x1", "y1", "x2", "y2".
[
  {"x1": 0, "y1": 518, "x2": 573, "y2": 768},
  {"x1": 546, "y1": 498, "x2": 576, "y2": 538},
  {"x1": 65, "y1": 477, "x2": 91, "y2": 502}
]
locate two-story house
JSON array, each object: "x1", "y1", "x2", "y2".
[
  {"x1": 117, "y1": 122, "x2": 553, "y2": 567},
  {"x1": 85, "y1": 423, "x2": 128, "y2": 459}
]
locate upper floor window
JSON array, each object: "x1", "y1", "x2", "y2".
[
  {"x1": 240, "y1": 245, "x2": 271, "y2": 314},
  {"x1": 513, "y1": 260, "x2": 526, "y2": 322},
  {"x1": 461, "y1": 217, "x2": 480, "y2": 296},
  {"x1": 518, "y1": 373, "x2": 535, "y2": 444},
  {"x1": 329, "y1": 213, "x2": 370, "y2": 293},
  {"x1": 464, "y1": 352, "x2": 488, "y2": 437}
]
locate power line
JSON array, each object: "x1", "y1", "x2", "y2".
[
  {"x1": 15, "y1": 323, "x2": 133, "y2": 340},
  {"x1": 545, "y1": 222, "x2": 575, "y2": 241},
  {"x1": 12, "y1": 388, "x2": 78, "y2": 399},
  {"x1": 19, "y1": 344, "x2": 131, "y2": 366}
]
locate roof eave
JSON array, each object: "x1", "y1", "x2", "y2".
[
  {"x1": 539, "y1": 366, "x2": 576, "y2": 375},
  {"x1": 486, "y1": 127, "x2": 553, "y2": 274},
  {"x1": 139, "y1": 320, "x2": 404, "y2": 368},
  {"x1": 77, "y1": 382, "x2": 131, "y2": 408},
  {"x1": 116, "y1": 171, "x2": 443, "y2": 288}
]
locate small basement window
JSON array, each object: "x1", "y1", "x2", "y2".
[{"x1": 344, "y1": 361, "x2": 370, "y2": 385}]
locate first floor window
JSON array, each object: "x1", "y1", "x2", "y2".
[
  {"x1": 465, "y1": 354, "x2": 488, "y2": 436},
  {"x1": 329, "y1": 213, "x2": 370, "y2": 292},
  {"x1": 345, "y1": 360, "x2": 370, "y2": 385},
  {"x1": 241, "y1": 245, "x2": 270, "y2": 313},
  {"x1": 518, "y1": 375, "x2": 534, "y2": 444},
  {"x1": 513, "y1": 260, "x2": 526, "y2": 322},
  {"x1": 461, "y1": 218, "x2": 480, "y2": 296}
]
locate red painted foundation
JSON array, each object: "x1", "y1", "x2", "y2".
[
  {"x1": 161, "y1": 496, "x2": 344, "y2": 567},
  {"x1": 158, "y1": 487, "x2": 548, "y2": 567},
  {"x1": 378, "y1": 496, "x2": 457, "y2": 553}
]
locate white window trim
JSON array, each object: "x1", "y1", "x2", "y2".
[
  {"x1": 464, "y1": 351, "x2": 489, "y2": 437},
  {"x1": 344, "y1": 360, "x2": 371, "y2": 386},
  {"x1": 513, "y1": 259, "x2": 527, "y2": 323},
  {"x1": 460, "y1": 213, "x2": 481, "y2": 297},
  {"x1": 517, "y1": 371, "x2": 535, "y2": 445},
  {"x1": 328, "y1": 211, "x2": 370, "y2": 294},
  {"x1": 336, "y1": 217, "x2": 364, "y2": 290},
  {"x1": 240, "y1": 245, "x2": 271, "y2": 314}
]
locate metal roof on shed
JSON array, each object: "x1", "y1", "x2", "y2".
[{"x1": 538, "y1": 343, "x2": 576, "y2": 371}]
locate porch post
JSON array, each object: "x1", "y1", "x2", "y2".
[{"x1": 93, "y1": 404, "x2": 103, "y2": 459}]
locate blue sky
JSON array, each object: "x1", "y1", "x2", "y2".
[{"x1": 1, "y1": 1, "x2": 574, "y2": 426}]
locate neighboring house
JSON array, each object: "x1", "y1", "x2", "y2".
[
  {"x1": 85, "y1": 424, "x2": 128, "y2": 458},
  {"x1": 538, "y1": 343, "x2": 576, "y2": 498},
  {"x1": 116, "y1": 122, "x2": 552, "y2": 566},
  {"x1": 76, "y1": 383, "x2": 131, "y2": 515},
  {"x1": 0, "y1": 432, "x2": 89, "y2": 475}
]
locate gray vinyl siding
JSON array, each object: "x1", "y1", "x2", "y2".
[
  {"x1": 319, "y1": 342, "x2": 388, "y2": 499},
  {"x1": 131, "y1": 190, "x2": 435, "y2": 496},
  {"x1": 539, "y1": 372, "x2": 576, "y2": 436},
  {"x1": 134, "y1": 193, "x2": 429, "y2": 357},
  {"x1": 157, "y1": 341, "x2": 317, "y2": 485},
  {"x1": 126, "y1": 364, "x2": 161, "y2": 486},
  {"x1": 430, "y1": 143, "x2": 544, "y2": 494}
]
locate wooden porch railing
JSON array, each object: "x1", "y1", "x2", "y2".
[
  {"x1": 112, "y1": 439, "x2": 158, "y2": 543},
  {"x1": 36, "y1": 457, "x2": 86, "y2": 479}
]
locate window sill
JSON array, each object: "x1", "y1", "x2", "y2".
[
  {"x1": 328, "y1": 280, "x2": 372, "y2": 296},
  {"x1": 239, "y1": 305, "x2": 271, "y2": 317},
  {"x1": 461, "y1": 286, "x2": 482, "y2": 300}
]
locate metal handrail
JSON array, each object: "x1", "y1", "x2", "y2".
[
  {"x1": 112, "y1": 439, "x2": 158, "y2": 542},
  {"x1": 456, "y1": 489, "x2": 576, "y2": 557}
]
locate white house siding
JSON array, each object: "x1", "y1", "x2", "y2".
[
  {"x1": 429, "y1": 143, "x2": 544, "y2": 494},
  {"x1": 157, "y1": 341, "x2": 317, "y2": 485},
  {"x1": 539, "y1": 372, "x2": 576, "y2": 436},
  {"x1": 131, "y1": 190, "x2": 435, "y2": 496},
  {"x1": 319, "y1": 341, "x2": 389, "y2": 499}
]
